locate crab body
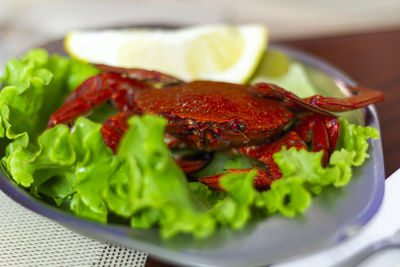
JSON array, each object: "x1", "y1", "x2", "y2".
[{"x1": 138, "y1": 81, "x2": 294, "y2": 150}]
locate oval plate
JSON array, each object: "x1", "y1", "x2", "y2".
[{"x1": 0, "y1": 40, "x2": 385, "y2": 266}]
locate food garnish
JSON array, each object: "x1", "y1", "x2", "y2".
[{"x1": 65, "y1": 24, "x2": 267, "y2": 83}]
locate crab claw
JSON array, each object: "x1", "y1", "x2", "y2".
[{"x1": 95, "y1": 64, "x2": 183, "y2": 87}]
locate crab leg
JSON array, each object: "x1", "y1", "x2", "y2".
[
  {"x1": 294, "y1": 114, "x2": 340, "y2": 165},
  {"x1": 250, "y1": 82, "x2": 384, "y2": 115},
  {"x1": 101, "y1": 111, "x2": 137, "y2": 152},
  {"x1": 48, "y1": 67, "x2": 183, "y2": 128},
  {"x1": 303, "y1": 85, "x2": 384, "y2": 112},
  {"x1": 101, "y1": 111, "x2": 188, "y2": 152},
  {"x1": 95, "y1": 64, "x2": 183, "y2": 87},
  {"x1": 47, "y1": 73, "x2": 150, "y2": 128}
]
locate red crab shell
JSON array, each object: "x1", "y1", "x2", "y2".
[{"x1": 135, "y1": 81, "x2": 294, "y2": 150}]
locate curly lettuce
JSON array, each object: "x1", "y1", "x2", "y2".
[{"x1": 0, "y1": 49, "x2": 98, "y2": 147}]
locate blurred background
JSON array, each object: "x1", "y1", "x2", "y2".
[{"x1": 1, "y1": 0, "x2": 400, "y2": 65}]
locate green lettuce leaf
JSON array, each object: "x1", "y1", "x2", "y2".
[
  {"x1": 0, "y1": 49, "x2": 98, "y2": 147},
  {"x1": 189, "y1": 182, "x2": 225, "y2": 208},
  {"x1": 3, "y1": 117, "x2": 120, "y2": 222},
  {"x1": 213, "y1": 170, "x2": 259, "y2": 228},
  {"x1": 262, "y1": 176, "x2": 312, "y2": 217},
  {"x1": 3, "y1": 125, "x2": 74, "y2": 188},
  {"x1": 336, "y1": 117, "x2": 380, "y2": 166},
  {"x1": 68, "y1": 117, "x2": 121, "y2": 223},
  {"x1": 0, "y1": 50, "x2": 53, "y2": 146},
  {"x1": 115, "y1": 115, "x2": 216, "y2": 239}
]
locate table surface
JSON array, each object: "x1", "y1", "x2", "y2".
[{"x1": 146, "y1": 28, "x2": 400, "y2": 267}]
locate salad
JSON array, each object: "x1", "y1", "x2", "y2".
[{"x1": 0, "y1": 28, "x2": 380, "y2": 240}]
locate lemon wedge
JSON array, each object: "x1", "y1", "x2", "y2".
[{"x1": 65, "y1": 24, "x2": 267, "y2": 83}]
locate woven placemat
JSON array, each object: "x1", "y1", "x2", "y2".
[{"x1": 0, "y1": 190, "x2": 147, "y2": 267}]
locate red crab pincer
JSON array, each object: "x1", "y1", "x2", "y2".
[{"x1": 47, "y1": 64, "x2": 384, "y2": 191}]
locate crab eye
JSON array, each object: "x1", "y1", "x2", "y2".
[{"x1": 230, "y1": 118, "x2": 247, "y2": 132}]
